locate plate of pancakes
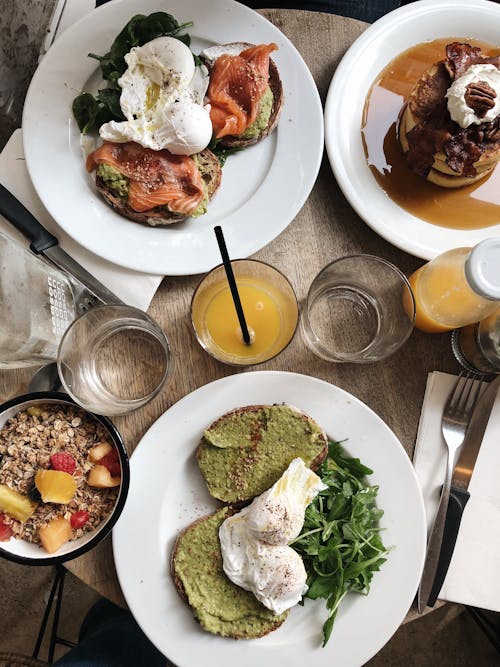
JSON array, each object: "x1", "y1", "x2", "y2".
[
  {"x1": 325, "y1": 0, "x2": 500, "y2": 261},
  {"x1": 112, "y1": 371, "x2": 425, "y2": 667},
  {"x1": 22, "y1": 0, "x2": 323, "y2": 275}
]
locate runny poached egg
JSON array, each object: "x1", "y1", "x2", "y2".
[
  {"x1": 99, "y1": 36, "x2": 212, "y2": 154},
  {"x1": 219, "y1": 458, "x2": 327, "y2": 615}
]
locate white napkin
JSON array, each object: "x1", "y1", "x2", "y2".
[
  {"x1": 413, "y1": 371, "x2": 500, "y2": 611},
  {"x1": 0, "y1": 130, "x2": 162, "y2": 311}
]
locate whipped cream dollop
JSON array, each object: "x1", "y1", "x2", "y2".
[
  {"x1": 446, "y1": 63, "x2": 500, "y2": 128},
  {"x1": 219, "y1": 458, "x2": 327, "y2": 615}
]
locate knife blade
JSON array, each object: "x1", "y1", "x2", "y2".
[
  {"x1": 425, "y1": 374, "x2": 500, "y2": 608},
  {"x1": 0, "y1": 182, "x2": 124, "y2": 310}
]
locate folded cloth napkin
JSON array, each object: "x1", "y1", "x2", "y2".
[
  {"x1": 0, "y1": 129, "x2": 162, "y2": 311},
  {"x1": 413, "y1": 370, "x2": 500, "y2": 611}
]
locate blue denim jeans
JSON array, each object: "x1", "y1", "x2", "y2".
[{"x1": 54, "y1": 600, "x2": 168, "y2": 667}]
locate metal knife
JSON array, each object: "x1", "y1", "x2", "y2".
[
  {"x1": 0, "y1": 182, "x2": 124, "y2": 311},
  {"x1": 422, "y1": 374, "x2": 500, "y2": 609}
]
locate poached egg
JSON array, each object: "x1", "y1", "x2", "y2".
[
  {"x1": 219, "y1": 458, "x2": 327, "y2": 614},
  {"x1": 99, "y1": 36, "x2": 212, "y2": 154}
]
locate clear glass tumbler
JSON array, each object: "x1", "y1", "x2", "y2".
[
  {"x1": 57, "y1": 305, "x2": 172, "y2": 415},
  {"x1": 0, "y1": 231, "x2": 77, "y2": 367},
  {"x1": 301, "y1": 255, "x2": 415, "y2": 363},
  {"x1": 191, "y1": 260, "x2": 298, "y2": 366}
]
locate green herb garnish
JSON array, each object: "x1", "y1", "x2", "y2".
[
  {"x1": 72, "y1": 12, "x2": 194, "y2": 134},
  {"x1": 291, "y1": 440, "x2": 390, "y2": 647},
  {"x1": 208, "y1": 138, "x2": 242, "y2": 167}
]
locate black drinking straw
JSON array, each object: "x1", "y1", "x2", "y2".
[{"x1": 214, "y1": 226, "x2": 251, "y2": 345}]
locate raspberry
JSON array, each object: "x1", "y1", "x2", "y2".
[
  {"x1": 70, "y1": 510, "x2": 90, "y2": 530},
  {"x1": 50, "y1": 453, "x2": 77, "y2": 475},
  {"x1": 0, "y1": 512, "x2": 13, "y2": 541},
  {"x1": 97, "y1": 449, "x2": 121, "y2": 477}
]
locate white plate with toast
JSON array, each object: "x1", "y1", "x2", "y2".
[
  {"x1": 113, "y1": 371, "x2": 426, "y2": 667},
  {"x1": 22, "y1": 0, "x2": 323, "y2": 276},
  {"x1": 324, "y1": 0, "x2": 500, "y2": 261}
]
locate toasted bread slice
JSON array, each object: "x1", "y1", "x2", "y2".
[
  {"x1": 202, "y1": 42, "x2": 284, "y2": 149},
  {"x1": 95, "y1": 148, "x2": 222, "y2": 226},
  {"x1": 171, "y1": 507, "x2": 288, "y2": 639},
  {"x1": 197, "y1": 404, "x2": 328, "y2": 504}
]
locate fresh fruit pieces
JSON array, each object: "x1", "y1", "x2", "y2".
[
  {"x1": 39, "y1": 517, "x2": 72, "y2": 554},
  {"x1": 0, "y1": 484, "x2": 35, "y2": 522},
  {"x1": 50, "y1": 452, "x2": 77, "y2": 475},
  {"x1": 0, "y1": 513, "x2": 13, "y2": 541},
  {"x1": 70, "y1": 510, "x2": 90, "y2": 529},
  {"x1": 97, "y1": 448, "x2": 121, "y2": 477},
  {"x1": 27, "y1": 482, "x2": 42, "y2": 504},
  {"x1": 35, "y1": 470, "x2": 77, "y2": 504},
  {"x1": 88, "y1": 442, "x2": 113, "y2": 462},
  {"x1": 87, "y1": 465, "x2": 120, "y2": 488}
]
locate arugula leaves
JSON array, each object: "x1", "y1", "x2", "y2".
[
  {"x1": 291, "y1": 441, "x2": 389, "y2": 647},
  {"x1": 72, "y1": 12, "x2": 194, "y2": 134}
]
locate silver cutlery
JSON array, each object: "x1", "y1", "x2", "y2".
[
  {"x1": 0, "y1": 183, "x2": 124, "y2": 312},
  {"x1": 417, "y1": 372, "x2": 483, "y2": 612},
  {"x1": 424, "y1": 373, "x2": 500, "y2": 608}
]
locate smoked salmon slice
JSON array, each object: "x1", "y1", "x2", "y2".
[
  {"x1": 86, "y1": 141, "x2": 204, "y2": 215},
  {"x1": 206, "y1": 43, "x2": 277, "y2": 139}
]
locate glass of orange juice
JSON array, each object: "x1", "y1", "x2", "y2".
[{"x1": 191, "y1": 260, "x2": 298, "y2": 366}]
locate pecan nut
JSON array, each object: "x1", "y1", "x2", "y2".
[{"x1": 464, "y1": 80, "x2": 497, "y2": 118}]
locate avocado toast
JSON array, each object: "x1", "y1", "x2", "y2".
[
  {"x1": 197, "y1": 404, "x2": 328, "y2": 504},
  {"x1": 171, "y1": 507, "x2": 289, "y2": 639}
]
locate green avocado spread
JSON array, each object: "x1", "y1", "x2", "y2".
[
  {"x1": 240, "y1": 86, "x2": 273, "y2": 139},
  {"x1": 96, "y1": 164, "x2": 129, "y2": 199},
  {"x1": 197, "y1": 405, "x2": 327, "y2": 503},
  {"x1": 190, "y1": 154, "x2": 209, "y2": 217},
  {"x1": 173, "y1": 508, "x2": 288, "y2": 637}
]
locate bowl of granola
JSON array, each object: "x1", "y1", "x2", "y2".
[{"x1": 0, "y1": 392, "x2": 129, "y2": 564}]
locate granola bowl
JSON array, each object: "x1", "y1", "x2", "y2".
[{"x1": 0, "y1": 392, "x2": 129, "y2": 565}]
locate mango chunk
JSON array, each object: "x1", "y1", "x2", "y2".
[
  {"x1": 0, "y1": 484, "x2": 35, "y2": 522},
  {"x1": 39, "y1": 517, "x2": 72, "y2": 554},
  {"x1": 35, "y1": 470, "x2": 77, "y2": 504}
]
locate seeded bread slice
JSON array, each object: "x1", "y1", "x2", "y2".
[
  {"x1": 95, "y1": 148, "x2": 222, "y2": 226},
  {"x1": 171, "y1": 507, "x2": 288, "y2": 639},
  {"x1": 196, "y1": 404, "x2": 328, "y2": 504},
  {"x1": 202, "y1": 42, "x2": 284, "y2": 149}
]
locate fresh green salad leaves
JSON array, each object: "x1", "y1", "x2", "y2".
[
  {"x1": 291, "y1": 440, "x2": 389, "y2": 647},
  {"x1": 72, "y1": 12, "x2": 193, "y2": 134}
]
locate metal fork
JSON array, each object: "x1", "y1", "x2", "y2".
[{"x1": 417, "y1": 371, "x2": 483, "y2": 612}]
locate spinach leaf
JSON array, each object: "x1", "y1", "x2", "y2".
[
  {"x1": 208, "y1": 139, "x2": 242, "y2": 167},
  {"x1": 291, "y1": 440, "x2": 390, "y2": 647}
]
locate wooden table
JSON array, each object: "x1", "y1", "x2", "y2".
[{"x1": 3, "y1": 8, "x2": 456, "y2": 624}]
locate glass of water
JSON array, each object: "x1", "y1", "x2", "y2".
[
  {"x1": 301, "y1": 255, "x2": 415, "y2": 363},
  {"x1": 57, "y1": 305, "x2": 172, "y2": 415}
]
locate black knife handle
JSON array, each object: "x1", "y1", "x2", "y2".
[
  {"x1": 0, "y1": 183, "x2": 58, "y2": 254},
  {"x1": 427, "y1": 486, "x2": 470, "y2": 607}
]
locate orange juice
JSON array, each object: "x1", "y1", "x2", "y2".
[
  {"x1": 408, "y1": 247, "x2": 500, "y2": 333},
  {"x1": 191, "y1": 262, "x2": 298, "y2": 365}
]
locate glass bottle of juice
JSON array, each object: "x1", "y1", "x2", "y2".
[{"x1": 408, "y1": 239, "x2": 500, "y2": 333}]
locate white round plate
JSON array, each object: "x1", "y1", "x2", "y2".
[
  {"x1": 113, "y1": 371, "x2": 426, "y2": 667},
  {"x1": 22, "y1": 0, "x2": 323, "y2": 276},
  {"x1": 324, "y1": 0, "x2": 500, "y2": 261}
]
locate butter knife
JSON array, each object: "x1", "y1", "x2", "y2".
[
  {"x1": 0, "y1": 183, "x2": 124, "y2": 310},
  {"x1": 420, "y1": 374, "x2": 500, "y2": 610}
]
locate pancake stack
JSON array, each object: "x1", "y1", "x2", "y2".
[{"x1": 399, "y1": 42, "x2": 500, "y2": 188}]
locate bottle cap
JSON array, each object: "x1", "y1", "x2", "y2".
[{"x1": 465, "y1": 238, "x2": 500, "y2": 300}]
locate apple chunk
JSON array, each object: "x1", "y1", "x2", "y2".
[{"x1": 87, "y1": 465, "x2": 120, "y2": 488}]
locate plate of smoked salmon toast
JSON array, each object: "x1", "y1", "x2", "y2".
[{"x1": 22, "y1": 0, "x2": 323, "y2": 275}]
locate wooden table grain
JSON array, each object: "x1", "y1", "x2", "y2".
[{"x1": 2, "y1": 9, "x2": 455, "y2": 623}]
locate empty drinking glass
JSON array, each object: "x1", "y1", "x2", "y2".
[
  {"x1": 57, "y1": 305, "x2": 172, "y2": 415},
  {"x1": 301, "y1": 255, "x2": 415, "y2": 363}
]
